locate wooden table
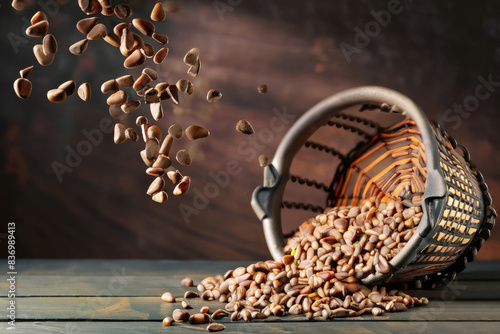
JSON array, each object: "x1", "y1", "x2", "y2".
[{"x1": 1, "y1": 260, "x2": 499, "y2": 333}]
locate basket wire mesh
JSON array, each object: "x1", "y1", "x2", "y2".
[{"x1": 252, "y1": 86, "x2": 496, "y2": 287}]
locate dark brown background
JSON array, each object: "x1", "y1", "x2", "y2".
[{"x1": 1, "y1": 0, "x2": 499, "y2": 260}]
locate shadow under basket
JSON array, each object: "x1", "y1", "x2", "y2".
[{"x1": 252, "y1": 86, "x2": 496, "y2": 288}]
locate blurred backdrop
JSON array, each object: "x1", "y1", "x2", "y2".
[{"x1": 1, "y1": 0, "x2": 499, "y2": 260}]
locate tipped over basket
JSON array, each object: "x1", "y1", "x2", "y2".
[{"x1": 252, "y1": 86, "x2": 496, "y2": 288}]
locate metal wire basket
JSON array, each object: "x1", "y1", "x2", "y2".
[{"x1": 252, "y1": 86, "x2": 496, "y2": 287}]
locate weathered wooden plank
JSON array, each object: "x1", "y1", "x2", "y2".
[
  {"x1": 13, "y1": 259, "x2": 246, "y2": 276},
  {"x1": 0, "y1": 297, "x2": 499, "y2": 321},
  {"x1": 1, "y1": 275, "x2": 500, "y2": 300},
  {"x1": 12, "y1": 260, "x2": 500, "y2": 281},
  {"x1": 1, "y1": 276, "x2": 176, "y2": 297},
  {"x1": 0, "y1": 260, "x2": 241, "y2": 297},
  {"x1": 9, "y1": 321, "x2": 500, "y2": 334}
]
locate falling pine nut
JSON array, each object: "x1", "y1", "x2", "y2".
[{"x1": 173, "y1": 176, "x2": 191, "y2": 195}]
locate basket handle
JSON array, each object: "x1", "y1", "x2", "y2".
[{"x1": 251, "y1": 86, "x2": 447, "y2": 262}]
